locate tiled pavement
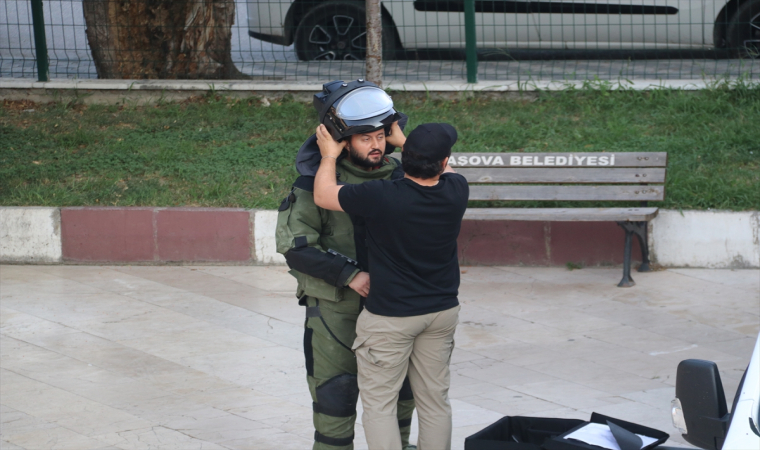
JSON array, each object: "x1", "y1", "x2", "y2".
[{"x1": 1, "y1": 265, "x2": 758, "y2": 449}]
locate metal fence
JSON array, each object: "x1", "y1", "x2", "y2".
[{"x1": 2, "y1": 0, "x2": 759, "y2": 83}]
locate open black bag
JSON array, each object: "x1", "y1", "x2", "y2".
[{"x1": 465, "y1": 413, "x2": 669, "y2": 450}]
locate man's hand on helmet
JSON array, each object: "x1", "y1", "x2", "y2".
[
  {"x1": 316, "y1": 124, "x2": 347, "y2": 159},
  {"x1": 385, "y1": 121, "x2": 407, "y2": 149}
]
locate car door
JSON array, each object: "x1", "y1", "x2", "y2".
[
  {"x1": 530, "y1": 0, "x2": 704, "y2": 49},
  {"x1": 384, "y1": 0, "x2": 540, "y2": 49}
]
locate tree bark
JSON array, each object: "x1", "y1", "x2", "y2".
[
  {"x1": 365, "y1": 0, "x2": 383, "y2": 87},
  {"x1": 82, "y1": 0, "x2": 247, "y2": 79}
]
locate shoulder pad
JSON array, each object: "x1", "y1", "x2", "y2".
[
  {"x1": 292, "y1": 176, "x2": 314, "y2": 192},
  {"x1": 278, "y1": 189, "x2": 297, "y2": 211}
]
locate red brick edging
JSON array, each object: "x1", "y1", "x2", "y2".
[
  {"x1": 61, "y1": 207, "x2": 253, "y2": 263},
  {"x1": 58, "y1": 207, "x2": 640, "y2": 266}
]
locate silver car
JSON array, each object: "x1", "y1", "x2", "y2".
[{"x1": 248, "y1": 0, "x2": 760, "y2": 60}]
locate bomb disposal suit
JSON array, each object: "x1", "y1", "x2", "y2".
[{"x1": 276, "y1": 80, "x2": 415, "y2": 450}]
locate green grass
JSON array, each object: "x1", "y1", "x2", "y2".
[{"x1": 2, "y1": 85, "x2": 759, "y2": 210}]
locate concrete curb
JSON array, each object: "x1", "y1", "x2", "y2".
[{"x1": 1, "y1": 207, "x2": 757, "y2": 268}]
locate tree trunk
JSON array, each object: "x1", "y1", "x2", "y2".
[
  {"x1": 365, "y1": 0, "x2": 383, "y2": 87},
  {"x1": 82, "y1": 0, "x2": 247, "y2": 79}
]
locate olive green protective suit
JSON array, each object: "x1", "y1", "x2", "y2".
[{"x1": 276, "y1": 155, "x2": 415, "y2": 450}]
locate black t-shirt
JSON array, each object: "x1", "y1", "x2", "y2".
[{"x1": 338, "y1": 173, "x2": 469, "y2": 317}]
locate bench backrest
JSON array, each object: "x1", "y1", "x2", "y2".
[{"x1": 448, "y1": 152, "x2": 667, "y2": 202}]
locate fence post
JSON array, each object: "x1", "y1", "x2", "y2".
[
  {"x1": 366, "y1": 0, "x2": 382, "y2": 87},
  {"x1": 464, "y1": 0, "x2": 477, "y2": 83},
  {"x1": 30, "y1": 0, "x2": 49, "y2": 82}
]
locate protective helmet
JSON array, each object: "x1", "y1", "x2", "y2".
[{"x1": 313, "y1": 79, "x2": 401, "y2": 142}]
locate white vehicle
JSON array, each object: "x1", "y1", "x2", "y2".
[
  {"x1": 671, "y1": 332, "x2": 760, "y2": 450},
  {"x1": 248, "y1": 0, "x2": 760, "y2": 60}
]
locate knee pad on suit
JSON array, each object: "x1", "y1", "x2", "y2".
[{"x1": 314, "y1": 373, "x2": 359, "y2": 418}]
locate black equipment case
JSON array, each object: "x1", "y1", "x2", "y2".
[{"x1": 465, "y1": 413, "x2": 669, "y2": 450}]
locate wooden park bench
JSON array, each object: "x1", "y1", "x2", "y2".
[{"x1": 449, "y1": 152, "x2": 667, "y2": 287}]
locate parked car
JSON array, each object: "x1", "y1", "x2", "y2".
[
  {"x1": 248, "y1": 0, "x2": 760, "y2": 60},
  {"x1": 671, "y1": 332, "x2": 760, "y2": 449}
]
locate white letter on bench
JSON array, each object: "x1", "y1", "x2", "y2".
[
  {"x1": 556, "y1": 156, "x2": 567, "y2": 165},
  {"x1": 459, "y1": 156, "x2": 468, "y2": 165},
  {"x1": 510, "y1": 156, "x2": 521, "y2": 165},
  {"x1": 493, "y1": 156, "x2": 504, "y2": 166},
  {"x1": 545, "y1": 156, "x2": 555, "y2": 165},
  {"x1": 574, "y1": 156, "x2": 586, "y2": 165},
  {"x1": 523, "y1": 156, "x2": 533, "y2": 165},
  {"x1": 470, "y1": 156, "x2": 481, "y2": 165},
  {"x1": 482, "y1": 156, "x2": 494, "y2": 165},
  {"x1": 534, "y1": 156, "x2": 544, "y2": 166},
  {"x1": 598, "y1": 156, "x2": 609, "y2": 166},
  {"x1": 610, "y1": 154, "x2": 616, "y2": 166},
  {"x1": 587, "y1": 156, "x2": 597, "y2": 165}
]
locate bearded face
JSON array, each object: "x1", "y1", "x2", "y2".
[{"x1": 346, "y1": 130, "x2": 386, "y2": 168}]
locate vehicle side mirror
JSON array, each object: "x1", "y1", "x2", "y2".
[{"x1": 675, "y1": 359, "x2": 730, "y2": 450}]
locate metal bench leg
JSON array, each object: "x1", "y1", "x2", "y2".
[
  {"x1": 616, "y1": 222, "x2": 635, "y2": 288},
  {"x1": 635, "y1": 222, "x2": 651, "y2": 272}
]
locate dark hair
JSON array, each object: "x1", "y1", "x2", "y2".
[{"x1": 402, "y1": 148, "x2": 450, "y2": 179}]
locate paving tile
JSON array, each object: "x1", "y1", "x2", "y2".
[
  {"x1": 0, "y1": 440, "x2": 26, "y2": 450},
  {"x1": 669, "y1": 268, "x2": 760, "y2": 293},
  {"x1": 509, "y1": 379, "x2": 629, "y2": 410},
  {"x1": 117, "y1": 326, "x2": 276, "y2": 360},
  {"x1": 91, "y1": 426, "x2": 229, "y2": 450},
  {"x1": 2, "y1": 426, "x2": 110, "y2": 450},
  {"x1": 203, "y1": 291, "x2": 304, "y2": 326},
  {"x1": 456, "y1": 390, "x2": 561, "y2": 416},
  {"x1": 161, "y1": 412, "x2": 270, "y2": 443},
  {"x1": 195, "y1": 266, "x2": 297, "y2": 292},
  {"x1": 454, "y1": 359, "x2": 559, "y2": 388},
  {"x1": 218, "y1": 427, "x2": 312, "y2": 450},
  {"x1": 228, "y1": 400, "x2": 312, "y2": 422},
  {"x1": 0, "y1": 404, "x2": 58, "y2": 436}
]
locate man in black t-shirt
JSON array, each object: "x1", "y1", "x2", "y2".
[{"x1": 313, "y1": 121, "x2": 468, "y2": 450}]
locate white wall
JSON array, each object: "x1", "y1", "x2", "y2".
[
  {"x1": 651, "y1": 210, "x2": 760, "y2": 268},
  {"x1": 253, "y1": 210, "x2": 286, "y2": 265}
]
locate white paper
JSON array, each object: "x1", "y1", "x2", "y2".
[{"x1": 564, "y1": 423, "x2": 658, "y2": 450}]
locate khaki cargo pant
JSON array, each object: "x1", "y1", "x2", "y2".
[
  {"x1": 304, "y1": 297, "x2": 415, "y2": 450},
  {"x1": 353, "y1": 305, "x2": 460, "y2": 450}
]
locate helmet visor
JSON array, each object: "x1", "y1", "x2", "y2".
[{"x1": 334, "y1": 87, "x2": 394, "y2": 121}]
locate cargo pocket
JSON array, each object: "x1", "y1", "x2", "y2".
[{"x1": 354, "y1": 334, "x2": 407, "y2": 369}]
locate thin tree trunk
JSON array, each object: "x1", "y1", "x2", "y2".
[
  {"x1": 365, "y1": 0, "x2": 383, "y2": 87},
  {"x1": 82, "y1": 0, "x2": 247, "y2": 79}
]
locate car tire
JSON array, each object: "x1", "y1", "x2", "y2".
[
  {"x1": 294, "y1": 1, "x2": 397, "y2": 61},
  {"x1": 726, "y1": 0, "x2": 760, "y2": 58}
]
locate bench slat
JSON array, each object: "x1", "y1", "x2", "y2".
[
  {"x1": 463, "y1": 207, "x2": 659, "y2": 222},
  {"x1": 469, "y1": 185, "x2": 665, "y2": 201},
  {"x1": 450, "y1": 152, "x2": 667, "y2": 168},
  {"x1": 459, "y1": 168, "x2": 666, "y2": 184}
]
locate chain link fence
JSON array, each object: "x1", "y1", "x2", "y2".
[{"x1": 2, "y1": 0, "x2": 759, "y2": 83}]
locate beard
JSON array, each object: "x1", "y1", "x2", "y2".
[{"x1": 347, "y1": 143, "x2": 384, "y2": 169}]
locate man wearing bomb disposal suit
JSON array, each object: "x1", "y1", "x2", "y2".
[{"x1": 275, "y1": 80, "x2": 416, "y2": 450}]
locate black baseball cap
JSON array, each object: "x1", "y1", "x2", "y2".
[{"x1": 404, "y1": 123, "x2": 458, "y2": 161}]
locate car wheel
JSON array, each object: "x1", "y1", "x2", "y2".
[
  {"x1": 726, "y1": 0, "x2": 760, "y2": 58},
  {"x1": 294, "y1": 1, "x2": 396, "y2": 61}
]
